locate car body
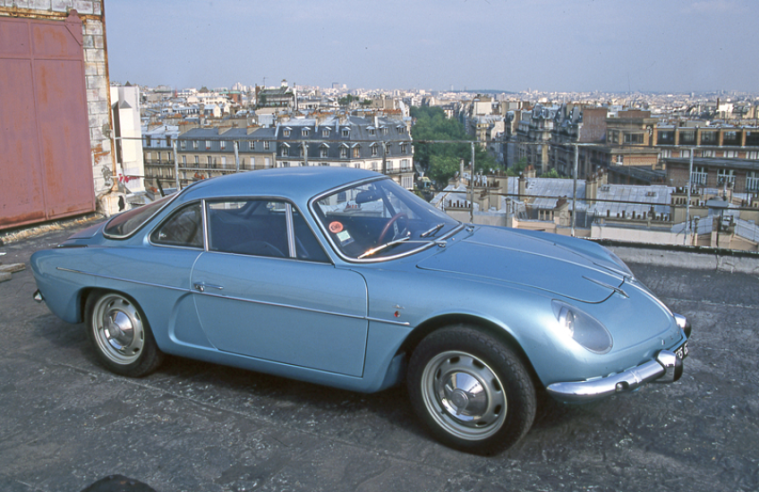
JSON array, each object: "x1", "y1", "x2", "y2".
[{"x1": 31, "y1": 167, "x2": 690, "y2": 453}]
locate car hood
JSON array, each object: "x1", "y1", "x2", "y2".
[{"x1": 416, "y1": 226, "x2": 627, "y2": 303}]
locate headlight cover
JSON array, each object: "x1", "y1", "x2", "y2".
[{"x1": 551, "y1": 300, "x2": 613, "y2": 354}]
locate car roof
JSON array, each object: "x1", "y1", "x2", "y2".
[{"x1": 178, "y1": 167, "x2": 384, "y2": 202}]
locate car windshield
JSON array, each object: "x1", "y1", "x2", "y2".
[{"x1": 312, "y1": 178, "x2": 460, "y2": 260}]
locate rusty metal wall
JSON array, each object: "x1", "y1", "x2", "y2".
[{"x1": 0, "y1": 12, "x2": 96, "y2": 230}]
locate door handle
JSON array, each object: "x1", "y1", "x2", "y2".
[{"x1": 193, "y1": 282, "x2": 224, "y2": 292}]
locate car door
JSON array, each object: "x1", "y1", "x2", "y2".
[{"x1": 191, "y1": 198, "x2": 369, "y2": 377}]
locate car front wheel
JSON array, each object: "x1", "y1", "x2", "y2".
[
  {"x1": 407, "y1": 325, "x2": 536, "y2": 454},
  {"x1": 85, "y1": 290, "x2": 164, "y2": 377}
]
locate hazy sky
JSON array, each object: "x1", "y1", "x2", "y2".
[{"x1": 105, "y1": 0, "x2": 757, "y2": 93}]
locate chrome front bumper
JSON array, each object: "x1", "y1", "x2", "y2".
[{"x1": 546, "y1": 349, "x2": 684, "y2": 403}]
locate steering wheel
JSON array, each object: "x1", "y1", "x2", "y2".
[{"x1": 378, "y1": 213, "x2": 409, "y2": 244}]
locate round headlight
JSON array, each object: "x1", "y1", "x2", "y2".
[{"x1": 551, "y1": 300, "x2": 613, "y2": 354}]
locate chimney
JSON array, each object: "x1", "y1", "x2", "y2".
[{"x1": 518, "y1": 172, "x2": 526, "y2": 200}]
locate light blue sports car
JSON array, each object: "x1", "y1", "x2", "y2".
[{"x1": 31, "y1": 167, "x2": 690, "y2": 454}]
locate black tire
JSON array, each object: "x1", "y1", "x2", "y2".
[
  {"x1": 407, "y1": 325, "x2": 536, "y2": 454},
  {"x1": 85, "y1": 290, "x2": 164, "y2": 377}
]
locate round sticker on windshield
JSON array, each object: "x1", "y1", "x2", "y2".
[{"x1": 329, "y1": 221, "x2": 344, "y2": 234}]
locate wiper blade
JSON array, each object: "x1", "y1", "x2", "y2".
[
  {"x1": 358, "y1": 235, "x2": 410, "y2": 259},
  {"x1": 419, "y1": 223, "x2": 445, "y2": 238}
]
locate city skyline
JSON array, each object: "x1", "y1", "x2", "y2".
[{"x1": 107, "y1": 0, "x2": 758, "y2": 93}]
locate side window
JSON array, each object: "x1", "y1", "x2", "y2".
[
  {"x1": 293, "y1": 209, "x2": 330, "y2": 262},
  {"x1": 207, "y1": 199, "x2": 288, "y2": 258},
  {"x1": 151, "y1": 202, "x2": 203, "y2": 248}
]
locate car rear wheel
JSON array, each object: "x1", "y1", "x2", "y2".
[
  {"x1": 407, "y1": 325, "x2": 536, "y2": 454},
  {"x1": 85, "y1": 290, "x2": 164, "y2": 377}
]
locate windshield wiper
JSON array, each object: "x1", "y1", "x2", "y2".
[
  {"x1": 358, "y1": 235, "x2": 410, "y2": 259},
  {"x1": 419, "y1": 223, "x2": 445, "y2": 238}
]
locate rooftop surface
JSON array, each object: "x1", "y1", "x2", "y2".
[{"x1": 1, "y1": 224, "x2": 757, "y2": 492}]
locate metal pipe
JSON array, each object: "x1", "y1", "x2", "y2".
[
  {"x1": 470, "y1": 142, "x2": 475, "y2": 223},
  {"x1": 571, "y1": 144, "x2": 578, "y2": 236},
  {"x1": 172, "y1": 140, "x2": 180, "y2": 190},
  {"x1": 233, "y1": 140, "x2": 240, "y2": 172},
  {"x1": 685, "y1": 149, "x2": 693, "y2": 245}
]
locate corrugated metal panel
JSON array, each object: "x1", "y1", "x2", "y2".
[{"x1": 0, "y1": 12, "x2": 95, "y2": 230}]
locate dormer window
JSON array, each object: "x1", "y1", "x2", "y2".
[
  {"x1": 322, "y1": 128, "x2": 330, "y2": 137},
  {"x1": 283, "y1": 128, "x2": 291, "y2": 137},
  {"x1": 220, "y1": 141, "x2": 227, "y2": 149},
  {"x1": 342, "y1": 128, "x2": 349, "y2": 137},
  {"x1": 340, "y1": 145, "x2": 348, "y2": 159},
  {"x1": 370, "y1": 143, "x2": 378, "y2": 157},
  {"x1": 352, "y1": 144, "x2": 360, "y2": 158},
  {"x1": 401, "y1": 143, "x2": 408, "y2": 153},
  {"x1": 320, "y1": 144, "x2": 329, "y2": 158},
  {"x1": 263, "y1": 141, "x2": 270, "y2": 150},
  {"x1": 368, "y1": 127, "x2": 376, "y2": 136},
  {"x1": 302, "y1": 128, "x2": 310, "y2": 137},
  {"x1": 281, "y1": 143, "x2": 290, "y2": 157}
]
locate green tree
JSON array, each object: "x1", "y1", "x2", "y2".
[
  {"x1": 506, "y1": 157, "x2": 528, "y2": 176},
  {"x1": 410, "y1": 106, "x2": 497, "y2": 186},
  {"x1": 427, "y1": 155, "x2": 461, "y2": 186}
]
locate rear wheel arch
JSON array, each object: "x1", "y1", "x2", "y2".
[{"x1": 84, "y1": 288, "x2": 164, "y2": 377}]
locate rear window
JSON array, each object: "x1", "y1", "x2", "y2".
[{"x1": 104, "y1": 195, "x2": 175, "y2": 239}]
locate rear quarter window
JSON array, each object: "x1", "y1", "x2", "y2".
[{"x1": 104, "y1": 195, "x2": 175, "y2": 239}]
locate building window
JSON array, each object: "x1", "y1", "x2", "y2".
[
  {"x1": 322, "y1": 129, "x2": 330, "y2": 137},
  {"x1": 701, "y1": 150, "x2": 715, "y2": 158},
  {"x1": 385, "y1": 144, "x2": 391, "y2": 156},
  {"x1": 342, "y1": 128, "x2": 349, "y2": 137},
  {"x1": 352, "y1": 146, "x2": 360, "y2": 158},
  {"x1": 264, "y1": 157, "x2": 270, "y2": 168},
  {"x1": 401, "y1": 159, "x2": 410, "y2": 171},
  {"x1": 180, "y1": 140, "x2": 186, "y2": 150},
  {"x1": 624, "y1": 133, "x2": 643, "y2": 144},
  {"x1": 282, "y1": 161, "x2": 290, "y2": 167},
  {"x1": 371, "y1": 144, "x2": 378, "y2": 157},
  {"x1": 302, "y1": 128, "x2": 309, "y2": 136},
  {"x1": 206, "y1": 140, "x2": 212, "y2": 150},
  {"x1": 340, "y1": 147, "x2": 347, "y2": 159},
  {"x1": 194, "y1": 156, "x2": 199, "y2": 165},
  {"x1": 700, "y1": 132, "x2": 716, "y2": 144},
  {"x1": 221, "y1": 156, "x2": 227, "y2": 168},
  {"x1": 220, "y1": 141, "x2": 227, "y2": 149},
  {"x1": 192, "y1": 141, "x2": 198, "y2": 150},
  {"x1": 682, "y1": 149, "x2": 690, "y2": 158},
  {"x1": 283, "y1": 129, "x2": 291, "y2": 137},
  {"x1": 182, "y1": 155, "x2": 186, "y2": 166},
  {"x1": 717, "y1": 168, "x2": 735, "y2": 185},
  {"x1": 724, "y1": 150, "x2": 737, "y2": 158},
  {"x1": 263, "y1": 141, "x2": 270, "y2": 150},
  {"x1": 368, "y1": 128, "x2": 375, "y2": 136},
  {"x1": 372, "y1": 162, "x2": 378, "y2": 171},
  {"x1": 320, "y1": 146, "x2": 328, "y2": 158},
  {"x1": 249, "y1": 141, "x2": 256, "y2": 150},
  {"x1": 401, "y1": 143, "x2": 408, "y2": 153},
  {"x1": 166, "y1": 136, "x2": 172, "y2": 147}
]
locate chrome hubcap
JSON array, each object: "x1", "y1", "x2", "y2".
[
  {"x1": 422, "y1": 351, "x2": 507, "y2": 440},
  {"x1": 92, "y1": 294, "x2": 144, "y2": 365}
]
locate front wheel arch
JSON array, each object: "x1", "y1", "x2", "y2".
[{"x1": 399, "y1": 314, "x2": 541, "y2": 389}]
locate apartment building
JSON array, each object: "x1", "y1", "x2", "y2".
[{"x1": 274, "y1": 115, "x2": 415, "y2": 189}]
